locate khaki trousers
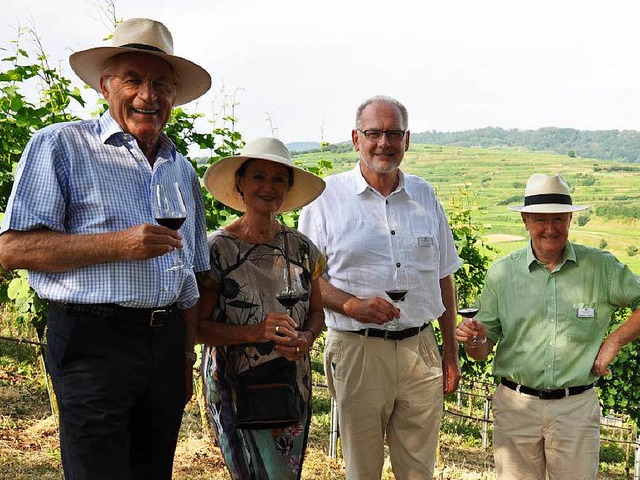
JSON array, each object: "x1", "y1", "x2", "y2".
[
  {"x1": 325, "y1": 326, "x2": 443, "y2": 480},
  {"x1": 493, "y1": 384, "x2": 600, "y2": 480}
]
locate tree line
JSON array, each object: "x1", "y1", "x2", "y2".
[{"x1": 410, "y1": 126, "x2": 640, "y2": 163}]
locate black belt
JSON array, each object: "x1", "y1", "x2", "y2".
[
  {"x1": 50, "y1": 302, "x2": 179, "y2": 327},
  {"x1": 501, "y1": 377, "x2": 593, "y2": 400},
  {"x1": 353, "y1": 323, "x2": 428, "y2": 341}
]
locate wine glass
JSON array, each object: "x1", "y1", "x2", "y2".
[
  {"x1": 275, "y1": 259, "x2": 304, "y2": 322},
  {"x1": 385, "y1": 265, "x2": 409, "y2": 331},
  {"x1": 458, "y1": 290, "x2": 484, "y2": 346},
  {"x1": 153, "y1": 182, "x2": 187, "y2": 272}
]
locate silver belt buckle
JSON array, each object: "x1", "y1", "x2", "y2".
[{"x1": 150, "y1": 309, "x2": 168, "y2": 327}]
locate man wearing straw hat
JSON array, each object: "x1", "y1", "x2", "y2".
[
  {"x1": 0, "y1": 18, "x2": 211, "y2": 479},
  {"x1": 299, "y1": 95, "x2": 462, "y2": 479},
  {"x1": 455, "y1": 173, "x2": 640, "y2": 479}
]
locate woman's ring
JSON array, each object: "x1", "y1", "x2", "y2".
[
  {"x1": 275, "y1": 325, "x2": 280, "y2": 333},
  {"x1": 296, "y1": 346, "x2": 300, "y2": 353}
]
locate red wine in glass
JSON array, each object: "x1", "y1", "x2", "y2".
[
  {"x1": 155, "y1": 217, "x2": 186, "y2": 231},
  {"x1": 458, "y1": 296, "x2": 484, "y2": 346},
  {"x1": 275, "y1": 260, "x2": 304, "y2": 319},
  {"x1": 385, "y1": 289, "x2": 408, "y2": 302},
  {"x1": 458, "y1": 307, "x2": 479, "y2": 318},
  {"x1": 385, "y1": 266, "x2": 408, "y2": 331},
  {"x1": 276, "y1": 293, "x2": 301, "y2": 309},
  {"x1": 153, "y1": 182, "x2": 188, "y2": 271},
  {"x1": 156, "y1": 217, "x2": 187, "y2": 230}
]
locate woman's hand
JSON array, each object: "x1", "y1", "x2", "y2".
[
  {"x1": 259, "y1": 312, "x2": 299, "y2": 344},
  {"x1": 275, "y1": 330, "x2": 312, "y2": 361}
]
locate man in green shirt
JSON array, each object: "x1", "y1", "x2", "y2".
[{"x1": 455, "y1": 173, "x2": 640, "y2": 480}]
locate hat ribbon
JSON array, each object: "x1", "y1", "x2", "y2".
[
  {"x1": 119, "y1": 43, "x2": 166, "y2": 54},
  {"x1": 524, "y1": 193, "x2": 572, "y2": 206}
]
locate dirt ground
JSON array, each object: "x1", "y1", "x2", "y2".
[
  {"x1": 0, "y1": 364, "x2": 630, "y2": 479},
  {"x1": 0, "y1": 364, "x2": 348, "y2": 480},
  {"x1": 0, "y1": 362, "x2": 492, "y2": 480}
]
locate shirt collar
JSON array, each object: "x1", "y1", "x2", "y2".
[
  {"x1": 98, "y1": 110, "x2": 176, "y2": 162},
  {"x1": 98, "y1": 110, "x2": 124, "y2": 144},
  {"x1": 351, "y1": 162, "x2": 410, "y2": 198},
  {"x1": 526, "y1": 240, "x2": 577, "y2": 271}
]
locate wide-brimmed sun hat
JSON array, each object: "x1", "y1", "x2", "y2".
[
  {"x1": 69, "y1": 18, "x2": 211, "y2": 106},
  {"x1": 509, "y1": 173, "x2": 589, "y2": 213},
  {"x1": 203, "y1": 137, "x2": 326, "y2": 213}
]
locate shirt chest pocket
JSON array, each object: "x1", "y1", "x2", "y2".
[
  {"x1": 565, "y1": 302, "x2": 598, "y2": 342},
  {"x1": 410, "y1": 235, "x2": 437, "y2": 272}
]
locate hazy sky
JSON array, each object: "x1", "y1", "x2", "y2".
[{"x1": 4, "y1": 0, "x2": 640, "y2": 144}]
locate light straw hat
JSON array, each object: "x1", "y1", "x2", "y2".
[
  {"x1": 509, "y1": 173, "x2": 589, "y2": 213},
  {"x1": 203, "y1": 137, "x2": 326, "y2": 213},
  {"x1": 69, "y1": 18, "x2": 211, "y2": 106}
]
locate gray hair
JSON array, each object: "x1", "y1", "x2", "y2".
[{"x1": 355, "y1": 95, "x2": 409, "y2": 130}]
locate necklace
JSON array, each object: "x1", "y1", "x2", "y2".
[{"x1": 240, "y1": 218, "x2": 281, "y2": 244}]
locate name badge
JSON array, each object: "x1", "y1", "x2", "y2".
[
  {"x1": 417, "y1": 236, "x2": 433, "y2": 247},
  {"x1": 577, "y1": 307, "x2": 595, "y2": 318}
]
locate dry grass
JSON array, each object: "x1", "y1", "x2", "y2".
[
  {"x1": 0, "y1": 317, "x2": 633, "y2": 479},
  {"x1": 1, "y1": 372, "x2": 633, "y2": 479},
  {"x1": 0, "y1": 368, "x2": 493, "y2": 480}
]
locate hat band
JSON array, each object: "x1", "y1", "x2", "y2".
[
  {"x1": 524, "y1": 193, "x2": 572, "y2": 206},
  {"x1": 119, "y1": 43, "x2": 166, "y2": 54}
]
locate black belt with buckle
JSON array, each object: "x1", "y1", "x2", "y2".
[
  {"x1": 501, "y1": 377, "x2": 594, "y2": 400},
  {"x1": 353, "y1": 323, "x2": 428, "y2": 341},
  {"x1": 50, "y1": 302, "x2": 179, "y2": 327}
]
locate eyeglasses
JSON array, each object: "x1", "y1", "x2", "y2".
[
  {"x1": 106, "y1": 74, "x2": 177, "y2": 96},
  {"x1": 357, "y1": 129, "x2": 406, "y2": 141}
]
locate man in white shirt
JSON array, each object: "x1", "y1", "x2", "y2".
[{"x1": 299, "y1": 95, "x2": 462, "y2": 479}]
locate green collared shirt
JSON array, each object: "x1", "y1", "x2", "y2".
[{"x1": 478, "y1": 241, "x2": 640, "y2": 389}]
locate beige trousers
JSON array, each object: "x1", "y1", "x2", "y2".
[
  {"x1": 493, "y1": 384, "x2": 600, "y2": 480},
  {"x1": 324, "y1": 326, "x2": 443, "y2": 480}
]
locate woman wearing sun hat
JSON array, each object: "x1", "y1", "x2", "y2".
[{"x1": 197, "y1": 137, "x2": 326, "y2": 479}]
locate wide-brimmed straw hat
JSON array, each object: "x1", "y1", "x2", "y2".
[
  {"x1": 509, "y1": 173, "x2": 589, "y2": 213},
  {"x1": 69, "y1": 18, "x2": 211, "y2": 106},
  {"x1": 203, "y1": 137, "x2": 326, "y2": 213}
]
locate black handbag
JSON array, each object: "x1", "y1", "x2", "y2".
[{"x1": 234, "y1": 356, "x2": 301, "y2": 430}]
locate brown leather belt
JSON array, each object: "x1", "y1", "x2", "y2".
[
  {"x1": 501, "y1": 377, "x2": 593, "y2": 400},
  {"x1": 353, "y1": 323, "x2": 428, "y2": 341},
  {"x1": 50, "y1": 302, "x2": 179, "y2": 327}
]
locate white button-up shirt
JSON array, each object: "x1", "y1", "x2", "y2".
[{"x1": 299, "y1": 163, "x2": 462, "y2": 331}]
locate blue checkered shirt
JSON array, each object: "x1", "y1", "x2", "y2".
[{"x1": 1, "y1": 111, "x2": 209, "y2": 309}]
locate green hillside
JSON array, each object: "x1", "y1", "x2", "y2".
[
  {"x1": 293, "y1": 145, "x2": 640, "y2": 274},
  {"x1": 410, "y1": 127, "x2": 640, "y2": 163}
]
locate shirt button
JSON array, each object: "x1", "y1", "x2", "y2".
[
  {"x1": 396, "y1": 262, "x2": 401, "y2": 268},
  {"x1": 163, "y1": 286, "x2": 169, "y2": 292},
  {"x1": 391, "y1": 230, "x2": 396, "y2": 235}
]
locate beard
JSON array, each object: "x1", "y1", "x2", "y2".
[{"x1": 360, "y1": 154, "x2": 402, "y2": 175}]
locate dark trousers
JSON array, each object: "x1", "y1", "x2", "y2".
[{"x1": 46, "y1": 304, "x2": 186, "y2": 480}]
